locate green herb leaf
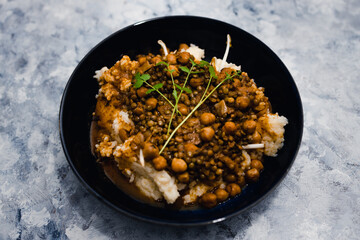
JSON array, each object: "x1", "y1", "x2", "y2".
[
  {"x1": 172, "y1": 89, "x2": 178, "y2": 99},
  {"x1": 181, "y1": 86, "x2": 192, "y2": 94},
  {"x1": 190, "y1": 70, "x2": 205, "y2": 74},
  {"x1": 179, "y1": 66, "x2": 190, "y2": 73},
  {"x1": 156, "y1": 61, "x2": 169, "y2": 67},
  {"x1": 146, "y1": 88, "x2": 156, "y2": 94},
  {"x1": 134, "y1": 72, "x2": 144, "y2": 88},
  {"x1": 175, "y1": 83, "x2": 192, "y2": 94},
  {"x1": 208, "y1": 65, "x2": 217, "y2": 79},
  {"x1": 141, "y1": 74, "x2": 151, "y2": 81},
  {"x1": 166, "y1": 69, "x2": 175, "y2": 74},
  {"x1": 189, "y1": 58, "x2": 196, "y2": 65},
  {"x1": 145, "y1": 83, "x2": 163, "y2": 94},
  {"x1": 153, "y1": 83, "x2": 163, "y2": 90},
  {"x1": 198, "y1": 60, "x2": 209, "y2": 67}
]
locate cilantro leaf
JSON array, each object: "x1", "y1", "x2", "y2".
[
  {"x1": 172, "y1": 89, "x2": 178, "y2": 99},
  {"x1": 146, "y1": 88, "x2": 155, "y2": 94},
  {"x1": 179, "y1": 66, "x2": 190, "y2": 73},
  {"x1": 156, "y1": 61, "x2": 169, "y2": 67},
  {"x1": 198, "y1": 60, "x2": 210, "y2": 67},
  {"x1": 190, "y1": 70, "x2": 204, "y2": 74},
  {"x1": 175, "y1": 83, "x2": 192, "y2": 94},
  {"x1": 141, "y1": 74, "x2": 151, "y2": 81},
  {"x1": 182, "y1": 86, "x2": 192, "y2": 94},
  {"x1": 153, "y1": 83, "x2": 163, "y2": 90},
  {"x1": 145, "y1": 83, "x2": 163, "y2": 94},
  {"x1": 166, "y1": 69, "x2": 175, "y2": 73},
  {"x1": 134, "y1": 72, "x2": 144, "y2": 88},
  {"x1": 208, "y1": 65, "x2": 217, "y2": 79}
]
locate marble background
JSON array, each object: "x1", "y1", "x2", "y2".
[{"x1": 1, "y1": 0, "x2": 359, "y2": 239}]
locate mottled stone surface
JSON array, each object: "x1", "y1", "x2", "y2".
[{"x1": 1, "y1": 0, "x2": 359, "y2": 239}]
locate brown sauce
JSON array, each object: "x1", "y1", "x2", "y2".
[{"x1": 90, "y1": 120, "x2": 194, "y2": 210}]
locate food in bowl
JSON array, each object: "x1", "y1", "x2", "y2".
[{"x1": 91, "y1": 35, "x2": 288, "y2": 208}]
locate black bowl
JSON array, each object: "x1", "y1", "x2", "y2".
[{"x1": 59, "y1": 16, "x2": 303, "y2": 226}]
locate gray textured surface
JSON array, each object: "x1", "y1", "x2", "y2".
[{"x1": 1, "y1": 0, "x2": 360, "y2": 239}]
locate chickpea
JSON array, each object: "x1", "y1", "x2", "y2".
[
  {"x1": 252, "y1": 131, "x2": 261, "y2": 143},
  {"x1": 236, "y1": 96, "x2": 250, "y2": 109},
  {"x1": 166, "y1": 65, "x2": 179, "y2": 77},
  {"x1": 226, "y1": 97, "x2": 235, "y2": 104},
  {"x1": 187, "y1": 118, "x2": 200, "y2": 127},
  {"x1": 152, "y1": 156, "x2": 167, "y2": 170},
  {"x1": 138, "y1": 56, "x2": 147, "y2": 65},
  {"x1": 243, "y1": 120, "x2": 256, "y2": 134},
  {"x1": 215, "y1": 189, "x2": 229, "y2": 202},
  {"x1": 137, "y1": 87, "x2": 148, "y2": 98},
  {"x1": 133, "y1": 107, "x2": 144, "y2": 116},
  {"x1": 251, "y1": 160, "x2": 264, "y2": 171},
  {"x1": 200, "y1": 127, "x2": 215, "y2": 141},
  {"x1": 166, "y1": 53, "x2": 177, "y2": 65},
  {"x1": 177, "y1": 51, "x2": 191, "y2": 64},
  {"x1": 151, "y1": 56, "x2": 162, "y2": 64},
  {"x1": 225, "y1": 174, "x2": 236, "y2": 182},
  {"x1": 224, "y1": 122, "x2": 237, "y2": 135},
  {"x1": 145, "y1": 98, "x2": 158, "y2": 110},
  {"x1": 246, "y1": 168, "x2": 260, "y2": 182},
  {"x1": 133, "y1": 132, "x2": 144, "y2": 146},
  {"x1": 178, "y1": 43, "x2": 189, "y2": 51},
  {"x1": 200, "y1": 113, "x2": 216, "y2": 125},
  {"x1": 200, "y1": 193, "x2": 217, "y2": 208},
  {"x1": 184, "y1": 143, "x2": 199, "y2": 157},
  {"x1": 118, "y1": 129, "x2": 128, "y2": 142},
  {"x1": 189, "y1": 77, "x2": 204, "y2": 87},
  {"x1": 143, "y1": 142, "x2": 159, "y2": 161},
  {"x1": 237, "y1": 175, "x2": 246, "y2": 187},
  {"x1": 226, "y1": 183, "x2": 241, "y2": 197},
  {"x1": 171, "y1": 158, "x2": 187, "y2": 173},
  {"x1": 178, "y1": 172, "x2": 190, "y2": 183},
  {"x1": 178, "y1": 104, "x2": 189, "y2": 115},
  {"x1": 222, "y1": 156, "x2": 235, "y2": 170},
  {"x1": 233, "y1": 78, "x2": 241, "y2": 87},
  {"x1": 218, "y1": 68, "x2": 234, "y2": 80},
  {"x1": 216, "y1": 168, "x2": 223, "y2": 175}
]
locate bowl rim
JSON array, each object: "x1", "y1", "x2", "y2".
[{"x1": 59, "y1": 15, "x2": 303, "y2": 226}]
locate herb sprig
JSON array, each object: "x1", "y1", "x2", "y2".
[
  {"x1": 132, "y1": 46, "x2": 240, "y2": 155},
  {"x1": 156, "y1": 61, "x2": 196, "y2": 135},
  {"x1": 159, "y1": 68, "x2": 241, "y2": 154},
  {"x1": 134, "y1": 72, "x2": 175, "y2": 109}
]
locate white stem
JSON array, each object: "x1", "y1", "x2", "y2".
[
  {"x1": 157, "y1": 40, "x2": 168, "y2": 56},
  {"x1": 139, "y1": 149, "x2": 145, "y2": 167},
  {"x1": 242, "y1": 143, "x2": 265, "y2": 149},
  {"x1": 220, "y1": 34, "x2": 231, "y2": 70}
]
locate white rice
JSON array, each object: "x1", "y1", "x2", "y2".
[{"x1": 184, "y1": 44, "x2": 205, "y2": 61}]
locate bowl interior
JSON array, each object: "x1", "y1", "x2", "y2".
[{"x1": 60, "y1": 16, "x2": 303, "y2": 225}]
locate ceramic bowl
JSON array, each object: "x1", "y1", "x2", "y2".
[{"x1": 59, "y1": 16, "x2": 303, "y2": 226}]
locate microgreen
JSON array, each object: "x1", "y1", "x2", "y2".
[
  {"x1": 175, "y1": 83, "x2": 192, "y2": 94},
  {"x1": 133, "y1": 72, "x2": 175, "y2": 109},
  {"x1": 166, "y1": 59, "x2": 199, "y2": 135},
  {"x1": 198, "y1": 60, "x2": 210, "y2": 67},
  {"x1": 160, "y1": 70, "x2": 241, "y2": 154},
  {"x1": 179, "y1": 66, "x2": 190, "y2": 73},
  {"x1": 146, "y1": 83, "x2": 164, "y2": 94},
  {"x1": 156, "y1": 61, "x2": 169, "y2": 67},
  {"x1": 208, "y1": 65, "x2": 217, "y2": 79},
  {"x1": 134, "y1": 72, "x2": 150, "y2": 88}
]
